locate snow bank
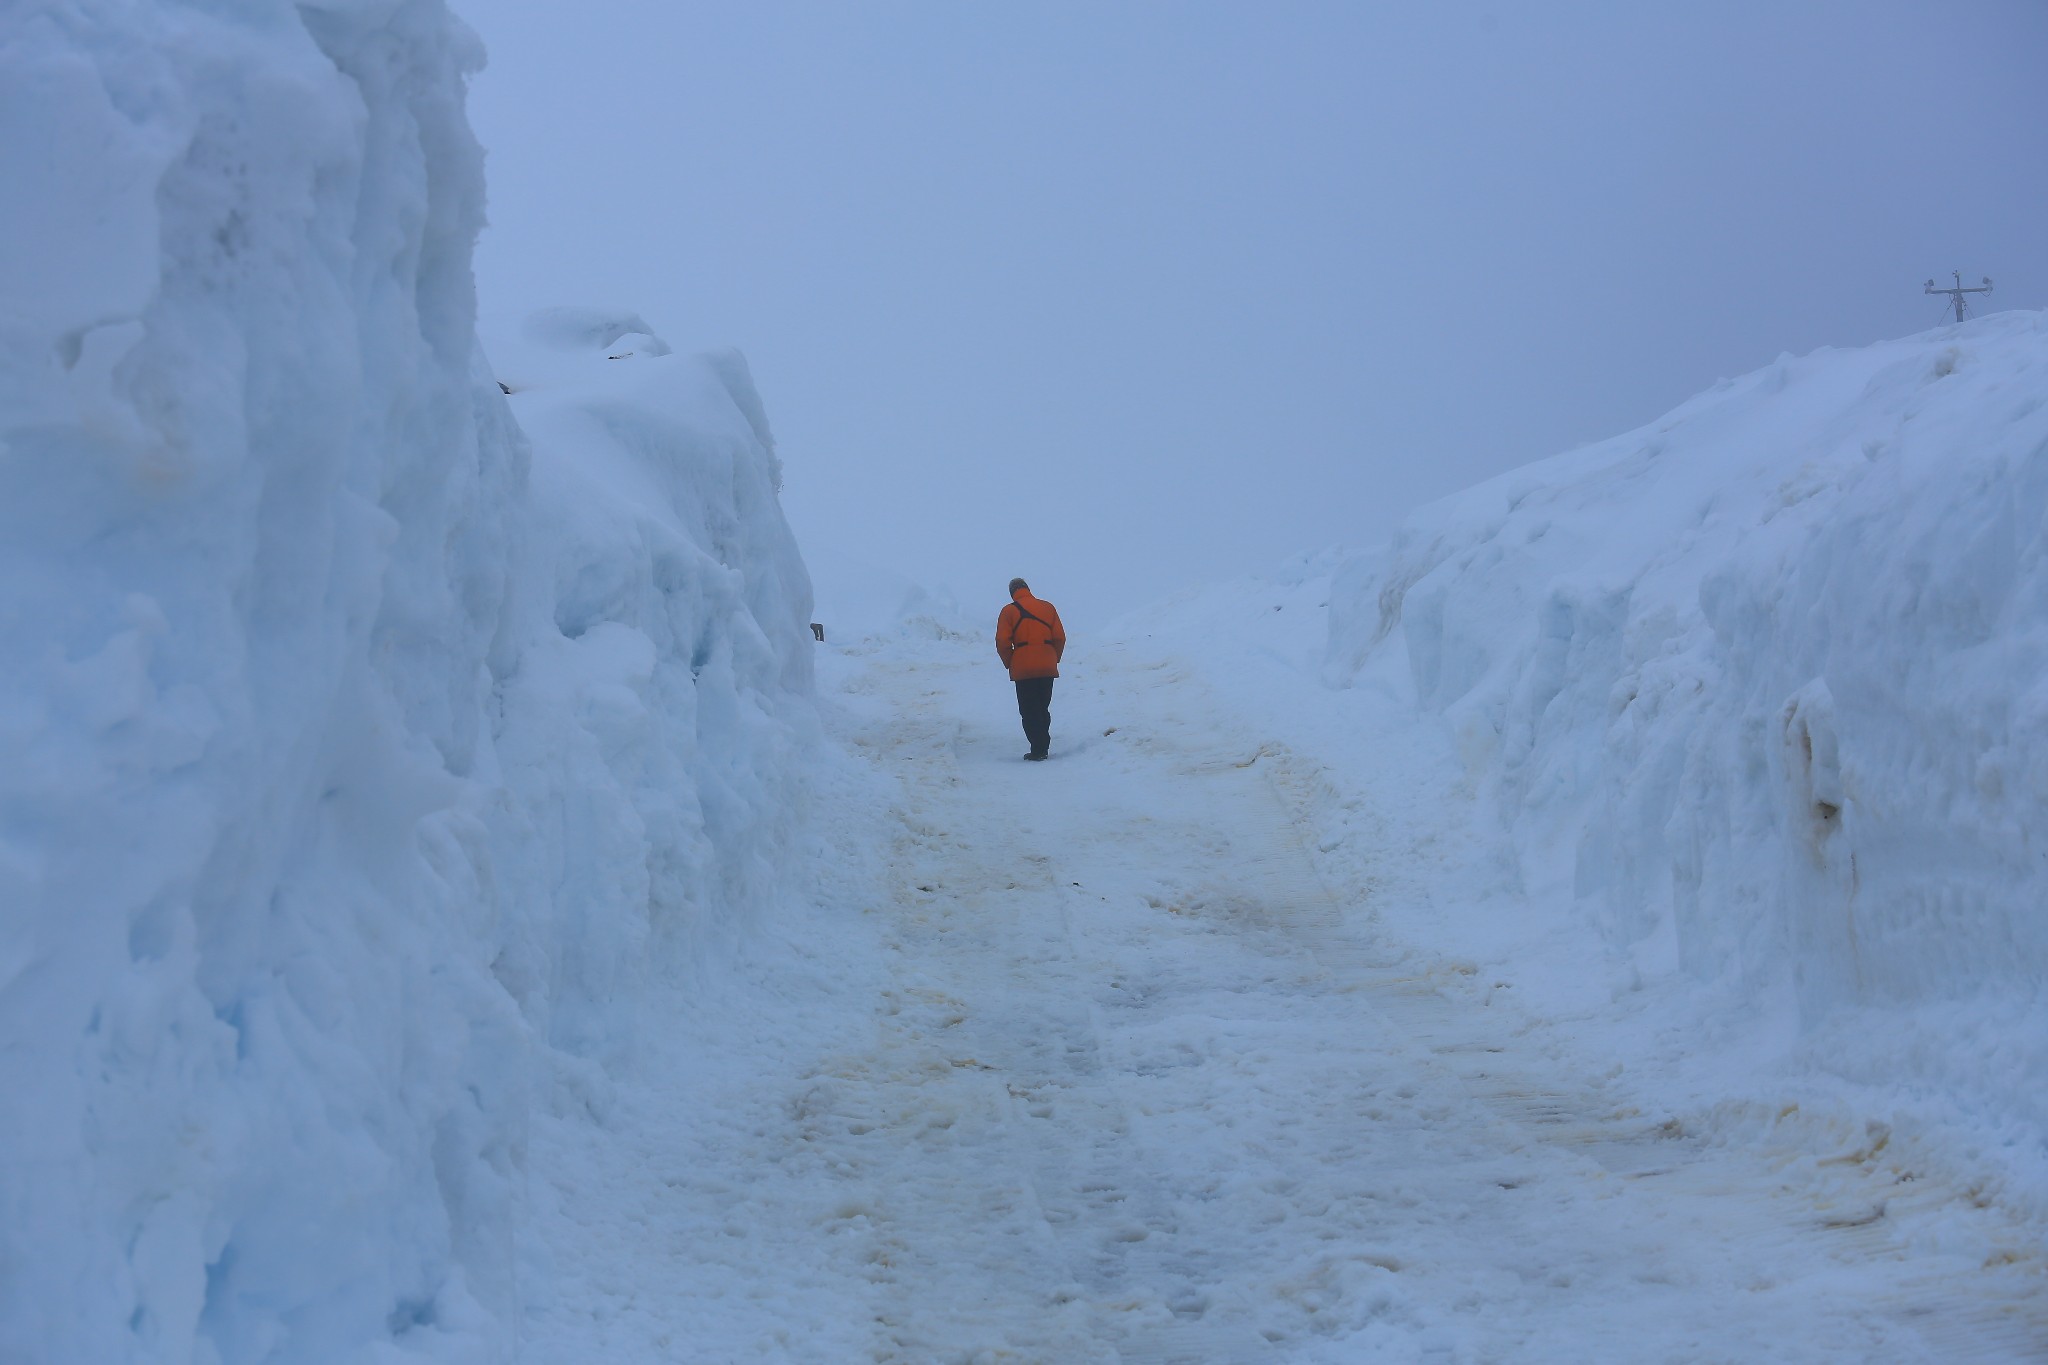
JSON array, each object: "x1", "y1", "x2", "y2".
[
  {"x1": 1326, "y1": 314, "x2": 2048, "y2": 1186},
  {"x1": 485, "y1": 317, "x2": 816, "y2": 1064},
  {"x1": 0, "y1": 4, "x2": 815, "y2": 1360}
]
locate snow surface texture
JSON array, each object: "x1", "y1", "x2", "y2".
[
  {"x1": 521, "y1": 600, "x2": 2044, "y2": 1361},
  {"x1": 1326, "y1": 314, "x2": 2048, "y2": 1217},
  {"x1": 0, "y1": 5, "x2": 814, "y2": 1360}
]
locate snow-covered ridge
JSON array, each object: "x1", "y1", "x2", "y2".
[
  {"x1": 0, "y1": 4, "x2": 814, "y2": 1360},
  {"x1": 1327, "y1": 314, "x2": 2048, "y2": 1188}
]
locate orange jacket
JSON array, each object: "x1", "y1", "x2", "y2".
[{"x1": 997, "y1": 591, "x2": 1065, "y2": 681}]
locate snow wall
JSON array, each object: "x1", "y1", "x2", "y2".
[
  {"x1": 1327, "y1": 314, "x2": 2048, "y2": 1161},
  {"x1": 0, "y1": 5, "x2": 814, "y2": 1361}
]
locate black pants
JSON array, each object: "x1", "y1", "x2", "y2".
[{"x1": 1014, "y1": 677, "x2": 1054, "y2": 755}]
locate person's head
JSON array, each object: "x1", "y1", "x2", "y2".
[{"x1": 1008, "y1": 577, "x2": 1029, "y2": 597}]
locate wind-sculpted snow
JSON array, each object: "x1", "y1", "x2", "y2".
[
  {"x1": 486, "y1": 321, "x2": 816, "y2": 1065},
  {"x1": 1327, "y1": 314, "x2": 2048, "y2": 1192},
  {"x1": 0, "y1": 3, "x2": 815, "y2": 1360}
]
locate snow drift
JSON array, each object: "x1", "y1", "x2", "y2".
[
  {"x1": 1326, "y1": 314, "x2": 2048, "y2": 1185},
  {"x1": 0, "y1": 4, "x2": 814, "y2": 1361}
]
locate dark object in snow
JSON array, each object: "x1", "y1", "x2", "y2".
[
  {"x1": 497, "y1": 380, "x2": 511, "y2": 394},
  {"x1": 810, "y1": 623, "x2": 825, "y2": 642}
]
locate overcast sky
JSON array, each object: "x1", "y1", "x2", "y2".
[{"x1": 464, "y1": 1, "x2": 2047, "y2": 629}]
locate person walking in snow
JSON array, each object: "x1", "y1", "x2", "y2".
[{"x1": 997, "y1": 577, "x2": 1066, "y2": 761}]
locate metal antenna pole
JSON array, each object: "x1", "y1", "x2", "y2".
[{"x1": 1925, "y1": 270, "x2": 1993, "y2": 323}]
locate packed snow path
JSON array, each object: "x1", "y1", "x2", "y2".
[{"x1": 525, "y1": 631, "x2": 2046, "y2": 1363}]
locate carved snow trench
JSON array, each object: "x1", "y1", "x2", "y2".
[{"x1": 798, "y1": 639, "x2": 2046, "y2": 1363}]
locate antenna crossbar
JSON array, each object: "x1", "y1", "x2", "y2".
[{"x1": 1925, "y1": 269, "x2": 1993, "y2": 323}]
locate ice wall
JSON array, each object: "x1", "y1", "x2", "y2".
[
  {"x1": 1326, "y1": 314, "x2": 2048, "y2": 1143},
  {"x1": 0, "y1": 5, "x2": 814, "y2": 1361}
]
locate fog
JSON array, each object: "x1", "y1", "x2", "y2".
[{"x1": 465, "y1": 1, "x2": 2047, "y2": 630}]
